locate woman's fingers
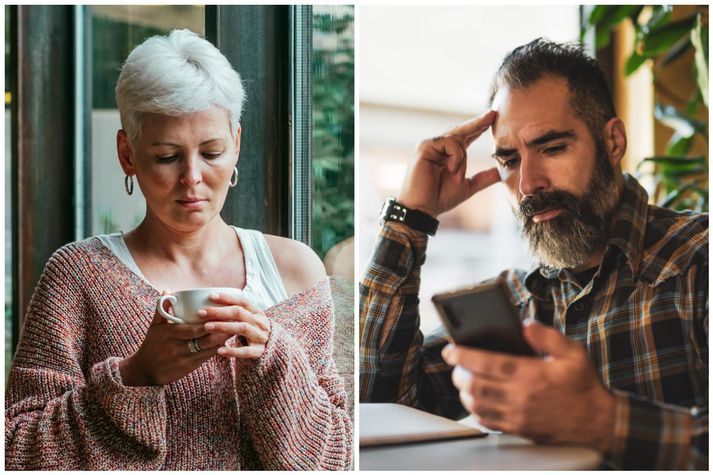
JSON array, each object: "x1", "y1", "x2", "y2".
[
  {"x1": 194, "y1": 332, "x2": 232, "y2": 351},
  {"x1": 167, "y1": 322, "x2": 210, "y2": 340},
  {"x1": 200, "y1": 306, "x2": 270, "y2": 332},
  {"x1": 204, "y1": 321, "x2": 269, "y2": 344},
  {"x1": 217, "y1": 344, "x2": 265, "y2": 360},
  {"x1": 208, "y1": 292, "x2": 260, "y2": 313}
]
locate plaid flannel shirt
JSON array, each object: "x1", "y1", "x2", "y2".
[{"x1": 360, "y1": 174, "x2": 708, "y2": 469}]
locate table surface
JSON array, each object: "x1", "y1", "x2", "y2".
[{"x1": 359, "y1": 404, "x2": 602, "y2": 471}]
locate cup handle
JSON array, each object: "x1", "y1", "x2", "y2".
[{"x1": 157, "y1": 295, "x2": 183, "y2": 324}]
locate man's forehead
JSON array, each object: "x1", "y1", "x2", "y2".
[{"x1": 490, "y1": 79, "x2": 578, "y2": 145}]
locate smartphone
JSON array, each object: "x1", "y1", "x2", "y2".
[{"x1": 431, "y1": 280, "x2": 535, "y2": 356}]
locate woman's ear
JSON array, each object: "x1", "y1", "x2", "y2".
[
  {"x1": 233, "y1": 124, "x2": 242, "y2": 166},
  {"x1": 602, "y1": 117, "x2": 627, "y2": 169},
  {"x1": 117, "y1": 130, "x2": 136, "y2": 175}
]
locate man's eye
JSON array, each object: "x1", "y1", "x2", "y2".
[
  {"x1": 501, "y1": 158, "x2": 519, "y2": 169},
  {"x1": 543, "y1": 145, "x2": 566, "y2": 156}
]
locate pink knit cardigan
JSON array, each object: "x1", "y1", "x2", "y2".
[{"x1": 5, "y1": 238, "x2": 352, "y2": 470}]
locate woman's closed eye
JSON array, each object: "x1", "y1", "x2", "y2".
[
  {"x1": 156, "y1": 154, "x2": 179, "y2": 163},
  {"x1": 202, "y1": 151, "x2": 224, "y2": 160},
  {"x1": 154, "y1": 151, "x2": 225, "y2": 162}
]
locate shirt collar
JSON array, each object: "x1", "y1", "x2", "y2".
[{"x1": 524, "y1": 173, "x2": 648, "y2": 298}]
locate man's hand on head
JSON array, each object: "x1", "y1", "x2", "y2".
[
  {"x1": 442, "y1": 320, "x2": 616, "y2": 453},
  {"x1": 397, "y1": 110, "x2": 501, "y2": 218}
]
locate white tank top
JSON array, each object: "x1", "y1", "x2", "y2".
[{"x1": 96, "y1": 226, "x2": 288, "y2": 310}]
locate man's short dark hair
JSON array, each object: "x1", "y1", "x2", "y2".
[{"x1": 489, "y1": 38, "x2": 617, "y2": 142}]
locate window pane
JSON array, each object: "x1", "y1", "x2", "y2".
[
  {"x1": 89, "y1": 6, "x2": 205, "y2": 236},
  {"x1": 312, "y1": 5, "x2": 354, "y2": 273}
]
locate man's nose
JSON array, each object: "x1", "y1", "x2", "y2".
[
  {"x1": 518, "y1": 154, "x2": 549, "y2": 196},
  {"x1": 180, "y1": 154, "x2": 202, "y2": 185}
]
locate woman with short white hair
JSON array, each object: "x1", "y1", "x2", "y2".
[{"x1": 5, "y1": 29, "x2": 351, "y2": 470}]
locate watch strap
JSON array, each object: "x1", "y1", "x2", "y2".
[{"x1": 381, "y1": 198, "x2": 439, "y2": 236}]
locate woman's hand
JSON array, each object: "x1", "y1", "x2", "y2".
[
  {"x1": 118, "y1": 290, "x2": 232, "y2": 387},
  {"x1": 199, "y1": 292, "x2": 271, "y2": 359}
]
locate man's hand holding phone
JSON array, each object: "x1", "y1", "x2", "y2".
[
  {"x1": 442, "y1": 320, "x2": 616, "y2": 453},
  {"x1": 397, "y1": 110, "x2": 501, "y2": 217}
]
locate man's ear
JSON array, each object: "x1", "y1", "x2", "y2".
[
  {"x1": 602, "y1": 117, "x2": 627, "y2": 169},
  {"x1": 116, "y1": 130, "x2": 135, "y2": 176}
]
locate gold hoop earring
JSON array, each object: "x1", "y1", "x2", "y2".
[
  {"x1": 124, "y1": 175, "x2": 134, "y2": 195},
  {"x1": 229, "y1": 167, "x2": 239, "y2": 188}
]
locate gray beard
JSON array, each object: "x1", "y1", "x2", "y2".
[{"x1": 517, "y1": 152, "x2": 620, "y2": 270}]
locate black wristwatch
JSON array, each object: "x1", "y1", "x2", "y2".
[{"x1": 380, "y1": 197, "x2": 440, "y2": 236}]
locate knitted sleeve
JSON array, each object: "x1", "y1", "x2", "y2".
[
  {"x1": 5, "y1": 246, "x2": 168, "y2": 470},
  {"x1": 234, "y1": 279, "x2": 353, "y2": 470}
]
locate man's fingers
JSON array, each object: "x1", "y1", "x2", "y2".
[
  {"x1": 465, "y1": 167, "x2": 501, "y2": 195},
  {"x1": 446, "y1": 110, "x2": 496, "y2": 145},
  {"x1": 443, "y1": 343, "x2": 536, "y2": 380},
  {"x1": 523, "y1": 319, "x2": 580, "y2": 358},
  {"x1": 422, "y1": 135, "x2": 466, "y2": 171}
]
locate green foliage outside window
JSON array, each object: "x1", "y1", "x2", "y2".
[
  {"x1": 312, "y1": 8, "x2": 354, "y2": 258},
  {"x1": 92, "y1": 16, "x2": 164, "y2": 109}
]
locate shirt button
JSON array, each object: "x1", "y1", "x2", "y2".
[{"x1": 574, "y1": 302, "x2": 584, "y2": 311}]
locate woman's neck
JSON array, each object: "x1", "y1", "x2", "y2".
[{"x1": 125, "y1": 213, "x2": 234, "y2": 265}]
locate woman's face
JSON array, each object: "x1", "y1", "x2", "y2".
[{"x1": 117, "y1": 105, "x2": 240, "y2": 232}]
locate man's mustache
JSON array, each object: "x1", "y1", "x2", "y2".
[{"x1": 518, "y1": 190, "x2": 583, "y2": 220}]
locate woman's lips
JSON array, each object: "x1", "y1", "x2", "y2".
[
  {"x1": 176, "y1": 199, "x2": 207, "y2": 209},
  {"x1": 531, "y1": 208, "x2": 563, "y2": 223}
]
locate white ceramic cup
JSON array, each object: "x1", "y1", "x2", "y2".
[{"x1": 156, "y1": 287, "x2": 243, "y2": 324}]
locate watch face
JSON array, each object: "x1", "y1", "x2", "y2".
[{"x1": 379, "y1": 199, "x2": 393, "y2": 222}]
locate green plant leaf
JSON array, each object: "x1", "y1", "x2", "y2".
[
  {"x1": 645, "y1": 5, "x2": 673, "y2": 31},
  {"x1": 654, "y1": 103, "x2": 707, "y2": 137},
  {"x1": 686, "y1": 89, "x2": 702, "y2": 116},
  {"x1": 596, "y1": 25, "x2": 612, "y2": 49},
  {"x1": 642, "y1": 155, "x2": 705, "y2": 164},
  {"x1": 642, "y1": 14, "x2": 697, "y2": 56},
  {"x1": 660, "y1": 37, "x2": 692, "y2": 66},
  {"x1": 587, "y1": 5, "x2": 610, "y2": 26},
  {"x1": 661, "y1": 182, "x2": 708, "y2": 209},
  {"x1": 691, "y1": 13, "x2": 709, "y2": 107},
  {"x1": 590, "y1": 5, "x2": 643, "y2": 50},
  {"x1": 625, "y1": 52, "x2": 647, "y2": 76},
  {"x1": 667, "y1": 132, "x2": 694, "y2": 156},
  {"x1": 628, "y1": 5, "x2": 645, "y2": 30},
  {"x1": 597, "y1": 5, "x2": 642, "y2": 30}
]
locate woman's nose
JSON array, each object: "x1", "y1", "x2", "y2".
[{"x1": 180, "y1": 154, "x2": 202, "y2": 185}]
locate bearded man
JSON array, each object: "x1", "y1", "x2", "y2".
[{"x1": 359, "y1": 38, "x2": 708, "y2": 470}]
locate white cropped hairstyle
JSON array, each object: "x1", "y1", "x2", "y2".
[{"x1": 115, "y1": 29, "x2": 246, "y2": 145}]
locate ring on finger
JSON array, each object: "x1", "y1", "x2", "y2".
[{"x1": 188, "y1": 338, "x2": 202, "y2": 354}]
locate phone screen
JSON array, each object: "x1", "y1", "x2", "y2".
[{"x1": 433, "y1": 282, "x2": 535, "y2": 356}]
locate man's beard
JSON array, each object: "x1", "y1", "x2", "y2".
[{"x1": 516, "y1": 144, "x2": 620, "y2": 270}]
